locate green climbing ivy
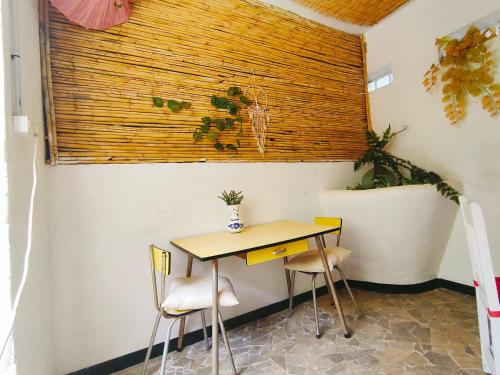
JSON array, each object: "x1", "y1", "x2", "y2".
[
  {"x1": 193, "y1": 86, "x2": 246, "y2": 152},
  {"x1": 152, "y1": 97, "x2": 191, "y2": 112}
]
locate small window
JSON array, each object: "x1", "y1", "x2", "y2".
[
  {"x1": 437, "y1": 18, "x2": 500, "y2": 61},
  {"x1": 484, "y1": 21, "x2": 500, "y2": 38},
  {"x1": 442, "y1": 10, "x2": 500, "y2": 44},
  {"x1": 367, "y1": 65, "x2": 393, "y2": 92}
]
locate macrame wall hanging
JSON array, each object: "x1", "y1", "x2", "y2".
[{"x1": 244, "y1": 76, "x2": 270, "y2": 154}]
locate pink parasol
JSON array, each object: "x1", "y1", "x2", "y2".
[{"x1": 49, "y1": 0, "x2": 133, "y2": 31}]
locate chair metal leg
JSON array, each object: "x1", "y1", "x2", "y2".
[
  {"x1": 315, "y1": 236, "x2": 350, "y2": 338},
  {"x1": 218, "y1": 311, "x2": 237, "y2": 375},
  {"x1": 159, "y1": 317, "x2": 180, "y2": 375},
  {"x1": 200, "y1": 309, "x2": 210, "y2": 351},
  {"x1": 311, "y1": 273, "x2": 321, "y2": 338},
  {"x1": 177, "y1": 256, "x2": 193, "y2": 352},
  {"x1": 141, "y1": 312, "x2": 162, "y2": 375},
  {"x1": 288, "y1": 271, "x2": 296, "y2": 317},
  {"x1": 336, "y1": 266, "x2": 361, "y2": 315},
  {"x1": 323, "y1": 272, "x2": 335, "y2": 305}
]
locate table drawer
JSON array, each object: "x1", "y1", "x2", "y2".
[{"x1": 246, "y1": 239, "x2": 308, "y2": 265}]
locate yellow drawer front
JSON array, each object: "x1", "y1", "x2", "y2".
[{"x1": 246, "y1": 239, "x2": 308, "y2": 265}]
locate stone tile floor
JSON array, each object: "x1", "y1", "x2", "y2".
[{"x1": 115, "y1": 288, "x2": 482, "y2": 374}]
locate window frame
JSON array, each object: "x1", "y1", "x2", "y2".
[{"x1": 367, "y1": 64, "x2": 393, "y2": 93}]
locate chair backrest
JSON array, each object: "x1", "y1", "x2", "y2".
[
  {"x1": 314, "y1": 217, "x2": 342, "y2": 247},
  {"x1": 459, "y1": 197, "x2": 500, "y2": 313},
  {"x1": 149, "y1": 245, "x2": 171, "y2": 313}
]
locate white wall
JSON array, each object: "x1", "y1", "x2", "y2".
[
  {"x1": 0, "y1": 0, "x2": 359, "y2": 373},
  {"x1": 49, "y1": 162, "x2": 355, "y2": 373},
  {"x1": 13, "y1": 0, "x2": 500, "y2": 373},
  {"x1": 364, "y1": 0, "x2": 500, "y2": 285},
  {"x1": 0, "y1": 0, "x2": 14, "y2": 372},
  {"x1": 3, "y1": 0, "x2": 54, "y2": 374}
]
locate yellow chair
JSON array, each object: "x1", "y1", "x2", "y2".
[
  {"x1": 284, "y1": 217, "x2": 360, "y2": 338},
  {"x1": 142, "y1": 245, "x2": 238, "y2": 375}
]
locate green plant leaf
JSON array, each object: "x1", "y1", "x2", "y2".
[
  {"x1": 239, "y1": 95, "x2": 251, "y2": 105},
  {"x1": 219, "y1": 98, "x2": 229, "y2": 109},
  {"x1": 200, "y1": 124, "x2": 211, "y2": 133},
  {"x1": 227, "y1": 86, "x2": 242, "y2": 96},
  {"x1": 228, "y1": 102, "x2": 237, "y2": 115},
  {"x1": 167, "y1": 99, "x2": 181, "y2": 112},
  {"x1": 152, "y1": 97, "x2": 164, "y2": 108},
  {"x1": 215, "y1": 118, "x2": 225, "y2": 131},
  {"x1": 207, "y1": 131, "x2": 217, "y2": 141},
  {"x1": 348, "y1": 125, "x2": 459, "y2": 204},
  {"x1": 198, "y1": 88, "x2": 248, "y2": 153},
  {"x1": 193, "y1": 130, "x2": 202, "y2": 141},
  {"x1": 218, "y1": 190, "x2": 244, "y2": 204},
  {"x1": 225, "y1": 118, "x2": 235, "y2": 130},
  {"x1": 362, "y1": 168, "x2": 397, "y2": 187},
  {"x1": 237, "y1": 139, "x2": 241, "y2": 147},
  {"x1": 211, "y1": 95, "x2": 228, "y2": 109},
  {"x1": 229, "y1": 103, "x2": 238, "y2": 114},
  {"x1": 180, "y1": 101, "x2": 192, "y2": 109}
]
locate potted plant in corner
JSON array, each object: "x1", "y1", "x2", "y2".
[
  {"x1": 318, "y1": 125, "x2": 461, "y2": 286},
  {"x1": 218, "y1": 190, "x2": 244, "y2": 233},
  {"x1": 347, "y1": 125, "x2": 459, "y2": 203}
]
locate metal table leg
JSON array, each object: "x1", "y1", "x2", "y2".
[
  {"x1": 315, "y1": 236, "x2": 351, "y2": 338},
  {"x1": 212, "y1": 259, "x2": 219, "y2": 375},
  {"x1": 177, "y1": 255, "x2": 193, "y2": 351},
  {"x1": 283, "y1": 257, "x2": 291, "y2": 298}
]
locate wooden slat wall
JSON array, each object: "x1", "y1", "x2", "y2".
[{"x1": 41, "y1": 0, "x2": 369, "y2": 164}]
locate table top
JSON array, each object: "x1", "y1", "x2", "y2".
[{"x1": 170, "y1": 220, "x2": 338, "y2": 261}]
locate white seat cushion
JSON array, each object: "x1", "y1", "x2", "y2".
[
  {"x1": 285, "y1": 246, "x2": 352, "y2": 273},
  {"x1": 162, "y1": 276, "x2": 239, "y2": 311}
]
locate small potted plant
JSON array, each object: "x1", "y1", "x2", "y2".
[{"x1": 218, "y1": 190, "x2": 244, "y2": 233}]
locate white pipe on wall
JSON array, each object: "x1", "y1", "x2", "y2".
[{"x1": 0, "y1": 0, "x2": 38, "y2": 364}]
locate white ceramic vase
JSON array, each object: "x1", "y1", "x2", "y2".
[{"x1": 227, "y1": 204, "x2": 244, "y2": 233}]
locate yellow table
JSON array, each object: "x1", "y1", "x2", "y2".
[{"x1": 171, "y1": 220, "x2": 350, "y2": 375}]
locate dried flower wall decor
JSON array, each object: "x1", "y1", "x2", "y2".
[{"x1": 423, "y1": 25, "x2": 500, "y2": 125}]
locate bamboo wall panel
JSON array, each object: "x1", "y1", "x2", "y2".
[
  {"x1": 293, "y1": 0, "x2": 408, "y2": 26},
  {"x1": 42, "y1": 0, "x2": 369, "y2": 164}
]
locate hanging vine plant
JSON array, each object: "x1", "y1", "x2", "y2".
[
  {"x1": 423, "y1": 25, "x2": 500, "y2": 125},
  {"x1": 152, "y1": 97, "x2": 191, "y2": 112},
  {"x1": 193, "y1": 86, "x2": 246, "y2": 152}
]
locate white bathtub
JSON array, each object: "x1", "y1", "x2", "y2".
[{"x1": 319, "y1": 185, "x2": 459, "y2": 285}]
